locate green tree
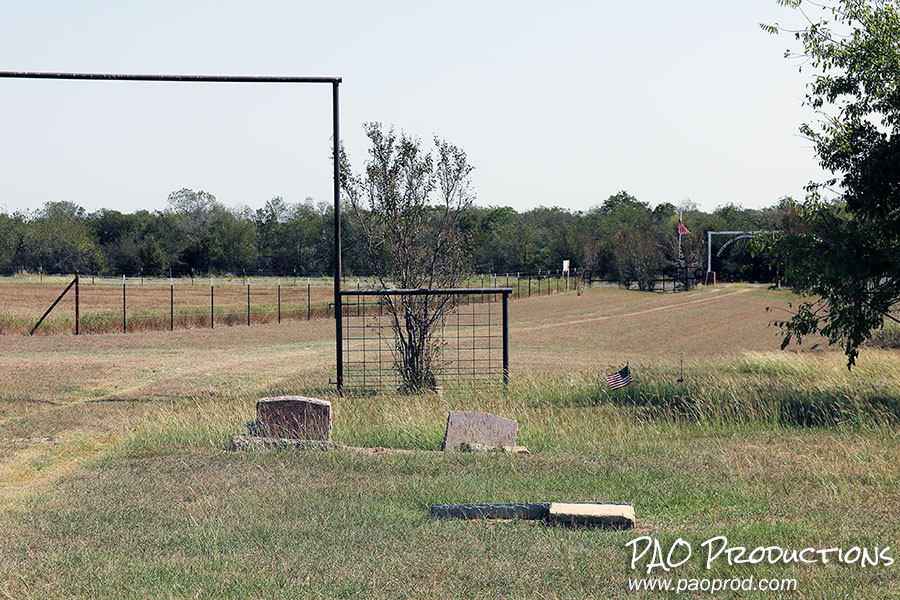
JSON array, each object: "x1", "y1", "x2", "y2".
[
  {"x1": 21, "y1": 202, "x2": 104, "y2": 274},
  {"x1": 0, "y1": 212, "x2": 25, "y2": 273},
  {"x1": 764, "y1": 0, "x2": 900, "y2": 366}
]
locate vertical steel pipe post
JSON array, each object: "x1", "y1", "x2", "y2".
[
  {"x1": 502, "y1": 291, "x2": 510, "y2": 390},
  {"x1": 333, "y1": 81, "x2": 343, "y2": 394}
]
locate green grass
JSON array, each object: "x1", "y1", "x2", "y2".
[
  {"x1": 2, "y1": 417, "x2": 898, "y2": 599},
  {"x1": 1, "y1": 287, "x2": 899, "y2": 598}
]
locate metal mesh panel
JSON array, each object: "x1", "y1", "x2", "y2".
[{"x1": 340, "y1": 289, "x2": 509, "y2": 392}]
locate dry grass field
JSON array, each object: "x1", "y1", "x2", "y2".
[{"x1": 1, "y1": 284, "x2": 899, "y2": 598}]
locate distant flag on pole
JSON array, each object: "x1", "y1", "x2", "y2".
[
  {"x1": 677, "y1": 219, "x2": 690, "y2": 236},
  {"x1": 606, "y1": 364, "x2": 633, "y2": 390}
]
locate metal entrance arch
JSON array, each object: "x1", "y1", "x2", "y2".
[{"x1": 706, "y1": 230, "x2": 782, "y2": 281}]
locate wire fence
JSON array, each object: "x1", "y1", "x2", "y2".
[
  {"x1": 340, "y1": 289, "x2": 510, "y2": 393},
  {"x1": 1, "y1": 266, "x2": 704, "y2": 336},
  {"x1": 0, "y1": 276, "x2": 334, "y2": 335}
]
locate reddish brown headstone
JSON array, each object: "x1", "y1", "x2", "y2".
[
  {"x1": 256, "y1": 396, "x2": 332, "y2": 441},
  {"x1": 441, "y1": 411, "x2": 517, "y2": 451}
]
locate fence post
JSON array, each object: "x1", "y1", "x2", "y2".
[
  {"x1": 502, "y1": 291, "x2": 509, "y2": 390},
  {"x1": 122, "y1": 275, "x2": 126, "y2": 334},
  {"x1": 528, "y1": 275, "x2": 531, "y2": 298},
  {"x1": 210, "y1": 278, "x2": 214, "y2": 329},
  {"x1": 170, "y1": 278, "x2": 174, "y2": 331},
  {"x1": 247, "y1": 283, "x2": 251, "y2": 326},
  {"x1": 74, "y1": 270, "x2": 80, "y2": 335},
  {"x1": 277, "y1": 279, "x2": 281, "y2": 324},
  {"x1": 517, "y1": 272, "x2": 521, "y2": 299},
  {"x1": 307, "y1": 277, "x2": 311, "y2": 320}
]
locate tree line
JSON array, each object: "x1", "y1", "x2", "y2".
[{"x1": 0, "y1": 187, "x2": 798, "y2": 285}]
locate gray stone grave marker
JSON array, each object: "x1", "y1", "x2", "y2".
[{"x1": 441, "y1": 410, "x2": 517, "y2": 451}]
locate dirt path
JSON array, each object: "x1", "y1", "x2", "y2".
[{"x1": 512, "y1": 287, "x2": 751, "y2": 333}]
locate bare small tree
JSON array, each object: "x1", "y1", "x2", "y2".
[{"x1": 341, "y1": 123, "x2": 474, "y2": 391}]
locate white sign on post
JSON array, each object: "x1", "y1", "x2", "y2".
[{"x1": 562, "y1": 260, "x2": 570, "y2": 274}]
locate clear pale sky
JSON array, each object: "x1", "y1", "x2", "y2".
[{"x1": 0, "y1": 1, "x2": 825, "y2": 215}]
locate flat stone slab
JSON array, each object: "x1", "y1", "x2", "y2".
[
  {"x1": 230, "y1": 435, "x2": 336, "y2": 452},
  {"x1": 431, "y1": 502, "x2": 551, "y2": 520},
  {"x1": 547, "y1": 502, "x2": 635, "y2": 529},
  {"x1": 441, "y1": 411, "x2": 517, "y2": 451},
  {"x1": 256, "y1": 396, "x2": 332, "y2": 441}
]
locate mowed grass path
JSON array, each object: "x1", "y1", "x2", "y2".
[{"x1": 1, "y1": 285, "x2": 899, "y2": 598}]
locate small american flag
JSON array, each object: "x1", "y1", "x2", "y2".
[
  {"x1": 606, "y1": 365, "x2": 633, "y2": 390},
  {"x1": 677, "y1": 220, "x2": 690, "y2": 236}
]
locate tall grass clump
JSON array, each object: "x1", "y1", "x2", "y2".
[{"x1": 578, "y1": 352, "x2": 900, "y2": 428}]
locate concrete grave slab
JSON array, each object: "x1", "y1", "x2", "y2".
[
  {"x1": 256, "y1": 396, "x2": 332, "y2": 441},
  {"x1": 430, "y1": 502, "x2": 551, "y2": 520},
  {"x1": 441, "y1": 411, "x2": 517, "y2": 451},
  {"x1": 547, "y1": 502, "x2": 635, "y2": 529}
]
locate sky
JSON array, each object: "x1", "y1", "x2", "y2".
[{"x1": 0, "y1": 1, "x2": 827, "y2": 216}]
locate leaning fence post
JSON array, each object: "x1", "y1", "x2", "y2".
[
  {"x1": 29, "y1": 275, "x2": 77, "y2": 336},
  {"x1": 74, "y1": 270, "x2": 80, "y2": 335}
]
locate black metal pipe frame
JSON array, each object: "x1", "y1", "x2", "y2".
[
  {"x1": 341, "y1": 288, "x2": 512, "y2": 391},
  {"x1": 0, "y1": 71, "x2": 340, "y2": 84},
  {"x1": 332, "y1": 82, "x2": 343, "y2": 393},
  {"x1": 0, "y1": 70, "x2": 344, "y2": 388},
  {"x1": 502, "y1": 293, "x2": 509, "y2": 389}
]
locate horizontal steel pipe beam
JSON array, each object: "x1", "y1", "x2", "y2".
[
  {"x1": 0, "y1": 71, "x2": 341, "y2": 84},
  {"x1": 341, "y1": 288, "x2": 512, "y2": 296}
]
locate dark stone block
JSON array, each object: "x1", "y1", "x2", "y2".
[
  {"x1": 256, "y1": 396, "x2": 332, "y2": 441},
  {"x1": 430, "y1": 502, "x2": 551, "y2": 520}
]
